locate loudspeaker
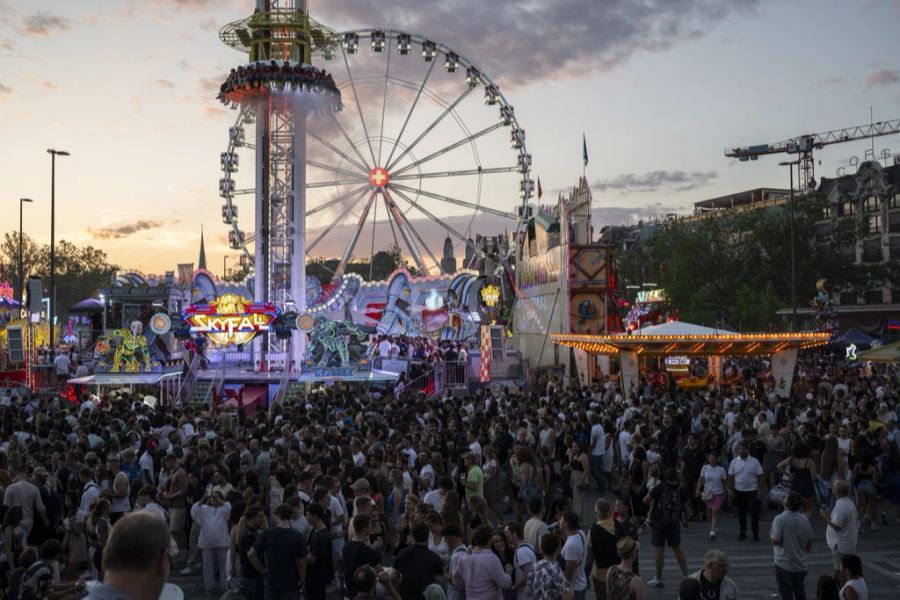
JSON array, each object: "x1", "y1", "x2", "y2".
[
  {"x1": 27, "y1": 277, "x2": 42, "y2": 315},
  {"x1": 6, "y1": 327, "x2": 24, "y2": 363}
]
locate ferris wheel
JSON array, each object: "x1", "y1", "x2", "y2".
[{"x1": 221, "y1": 28, "x2": 533, "y2": 282}]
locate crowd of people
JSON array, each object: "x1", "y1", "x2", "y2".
[
  {"x1": 217, "y1": 62, "x2": 342, "y2": 108},
  {"x1": 0, "y1": 351, "x2": 896, "y2": 600}
]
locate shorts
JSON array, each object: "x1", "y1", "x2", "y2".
[
  {"x1": 705, "y1": 493, "x2": 726, "y2": 511},
  {"x1": 169, "y1": 507, "x2": 187, "y2": 532},
  {"x1": 651, "y1": 522, "x2": 681, "y2": 548},
  {"x1": 856, "y1": 479, "x2": 876, "y2": 495}
]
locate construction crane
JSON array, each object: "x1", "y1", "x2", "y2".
[{"x1": 725, "y1": 117, "x2": 900, "y2": 192}]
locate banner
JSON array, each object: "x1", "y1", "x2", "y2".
[{"x1": 480, "y1": 325, "x2": 491, "y2": 382}]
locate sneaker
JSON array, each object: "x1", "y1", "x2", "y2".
[
  {"x1": 179, "y1": 565, "x2": 196, "y2": 576},
  {"x1": 708, "y1": 530, "x2": 716, "y2": 540},
  {"x1": 647, "y1": 578, "x2": 664, "y2": 589}
]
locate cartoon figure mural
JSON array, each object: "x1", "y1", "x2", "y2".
[
  {"x1": 96, "y1": 321, "x2": 160, "y2": 374},
  {"x1": 811, "y1": 278, "x2": 839, "y2": 334},
  {"x1": 305, "y1": 317, "x2": 370, "y2": 368}
]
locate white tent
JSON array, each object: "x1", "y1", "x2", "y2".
[{"x1": 623, "y1": 320, "x2": 736, "y2": 336}]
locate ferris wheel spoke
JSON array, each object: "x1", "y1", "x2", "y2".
[
  {"x1": 389, "y1": 187, "x2": 484, "y2": 259},
  {"x1": 377, "y1": 37, "x2": 393, "y2": 166},
  {"x1": 386, "y1": 85, "x2": 474, "y2": 172},
  {"x1": 384, "y1": 58, "x2": 436, "y2": 169},
  {"x1": 341, "y1": 45, "x2": 379, "y2": 167},
  {"x1": 307, "y1": 187, "x2": 371, "y2": 252},
  {"x1": 390, "y1": 183, "x2": 518, "y2": 219},
  {"x1": 306, "y1": 177, "x2": 367, "y2": 189},
  {"x1": 307, "y1": 159, "x2": 368, "y2": 181},
  {"x1": 334, "y1": 189, "x2": 379, "y2": 280},
  {"x1": 381, "y1": 189, "x2": 430, "y2": 274},
  {"x1": 391, "y1": 122, "x2": 504, "y2": 177},
  {"x1": 306, "y1": 183, "x2": 370, "y2": 218},
  {"x1": 390, "y1": 165, "x2": 519, "y2": 182},
  {"x1": 385, "y1": 190, "x2": 440, "y2": 274},
  {"x1": 308, "y1": 129, "x2": 370, "y2": 174}
]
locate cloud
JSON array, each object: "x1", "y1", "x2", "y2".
[
  {"x1": 866, "y1": 68, "x2": 899, "y2": 87},
  {"x1": 26, "y1": 76, "x2": 56, "y2": 91},
  {"x1": 204, "y1": 105, "x2": 227, "y2": 117},
  {"x1": 88, "y1": 219, "x2": 167, "y2": 240},
  {"x1": 808, "y1": 76, "x2": 846, "y2": 89},
  {"x1": 592, "y1": 170, "x2": 718, "y2": 194},
  {"x1": 0, "y1": 83, "x2": 11, "y2": 99},
  {"x1": 315, "y1": 0, "x2": 760, "y2": 88},
  {"x1": 199, "y1": 17, "x2": 218, "y2": 31},
  {"x1": 154, "y1": 78, "x2": 176, "y2": 88},
  {"x1": 19, "y1": 12, "x2": 73, "y2": 37}
]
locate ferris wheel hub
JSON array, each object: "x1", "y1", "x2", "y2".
[{"x1": 368, "y1": 166, "x2": 390, "y2": 189}]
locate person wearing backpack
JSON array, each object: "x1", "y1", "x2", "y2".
[
  {"x1": 506, "y1": 521, "x2": 537, "y2": 600},
  {"x1": 558, "y1": 512, "x2": 588, "y2": 600},
  {"x1": 642, "y1": 468, "x2": 689, "y2": 589}
]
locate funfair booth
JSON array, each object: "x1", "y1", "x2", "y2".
[{"x1": 551, "y1": 320, "x2": 831, "y2": 397}]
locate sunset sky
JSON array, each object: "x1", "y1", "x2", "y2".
[{"x1": 1, "y1": 0, "x2": 898, "y2": 276}]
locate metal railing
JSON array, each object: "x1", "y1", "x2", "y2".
[
  {"x1": 404, "y1": 364, "x2": 439, "y2": 397},
  {"x1": 203, "y1": 358, "x2": 227, "y2": 412},
  {"x1": 174, "y1": 354, "x2": 200, "y2": 405},
  {"x1": 443, "y1": 359, "x2": 469, "y2": 390}
]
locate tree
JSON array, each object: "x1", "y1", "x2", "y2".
[
  {"x1": 614, "y1": 194, "x2": 892, "y2": 331},
  {"x1": 0, "y1": 232, "x2": 42, "y2": 301},
  {"x1": 0, "y1": 232, "x2": 118, "y2": 322}
]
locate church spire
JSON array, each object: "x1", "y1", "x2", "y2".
[{"x1": 198, "y1": 224, "x2": 207, "y2": 271}]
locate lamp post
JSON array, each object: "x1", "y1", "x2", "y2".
[
  {"x1": 223, "y1": 255, "x2": 229, "y2": 281},
  {"x1": 18, "y1": 198, "x2": 33, "y2": 304},
  {"x1": 779, "y1": 160, "x2": 800, "y2": 332},
  {"x1": 47, "y1": 149, "x2": 70, "y2": 352}
]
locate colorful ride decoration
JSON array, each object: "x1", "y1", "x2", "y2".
[
  {"x1": 183, "y1": 294, "x2": 279, "y2": 347},
  {"x1": 625, "y1": 288, "x2": 676, "y2": 332},
  {"x1": 811, "y1": 278, "x2": 838, "y2": 334},
  {"x1": 301, "y1": 316, "x2": 370, "y2": 369},
  {"x1": 95, "y1": 321, "x2": 162, "y2": 374}
]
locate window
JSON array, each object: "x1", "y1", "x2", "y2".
[
  {"x1": 868, "y1": 215, "x2": 882, "y2": 234},
  {"x1": 839, "y1": 245, "x2": 856, "y2": 261},
  {"x1": 862, "y1": 239, "x2": 882, "y2": 263},
  {"x1": 889, "y1": 194, "x2": 899, "y2": 210},
  {"x1": 864, "y1": 196, "x2": 880, "y2": 212},
  {"x1": 864, "y1": 289, "x2": 884, "y2": 304},
  {"x1": 821, "y1": 205, "x2": 832, "y2": 219},
  {"x1": 891, "y1": 237, "x2": 900, "y2": 260},
  {"x1": 490, "y1": 326, "x2": 504, "y2": 362},
  {"x1": 890, "y1": 212, "x2": 900, "y2": 233},
  {"x1": 839, "y1": 201, "x2": 855, "y2": 217},
  {"x1": 840, "y1": 291, "x2": 858, "y2": 305}
]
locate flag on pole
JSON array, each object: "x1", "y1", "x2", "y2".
[
  {"x1": 582, "y1": 133, "x2": 589, "y2": 167},
  {"x1": 537, "y1": 177, "x2": 543, "y2": 200},
  {"x1": 480, "y1": 325, "x2": 492, "y2": 383}
]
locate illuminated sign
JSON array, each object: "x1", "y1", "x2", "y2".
[
  {"x1": 184, "y1": 293, "x2": 278, "y2": 346},
  {"x1": 0, "y1": 281, "x2": 13, "y2": 301},
  {"x1": 480, "y1": 284, "x2": 501, "y2": 308},
  {"x1": 665, "y1": 355, "x2": 690, "y2": 372},
  {"x1": 846, "y1": 343, "x2": 857, "y2": 361},
  {"x1": 636, "y1": 289, "x2": 666, "y2": 304}
]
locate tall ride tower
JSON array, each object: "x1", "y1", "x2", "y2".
[{"x1": 218, "y1": 1, "x2": 341, "y2": 368}]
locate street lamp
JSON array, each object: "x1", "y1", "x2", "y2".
[
  {"x1": 779, "y1": 160, "x2": 800, "y2": 332},
  {"x1": 18, "y1": 198, "x2": 33, "y2": 304},
  {"x1": 47, "y1": 148, "x2": 70, "y2": 352},
  {"x1": 223, "y1": 255, "x2": 229, "y2": 281}
]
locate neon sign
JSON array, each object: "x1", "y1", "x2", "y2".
[
  {"x1": 636, "y1": 289, "x2": 666, "y2": 304},
  {"x1": 184, "y1": 293, "x2": 278, "y2": 346},
  {"x1": 481, "y1": 284, "x2": 501, "y2": 308},
  {"x1": 0, "y1": 281, "x2": 13, "y2": 301}
]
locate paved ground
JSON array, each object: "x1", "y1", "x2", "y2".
[{"x1": 172, "y1": 490, "x2": 900, "y2": 600}]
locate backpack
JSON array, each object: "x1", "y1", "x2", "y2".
[{"x1": 655, "y1": 484, "x2": 682, "y2": 526}]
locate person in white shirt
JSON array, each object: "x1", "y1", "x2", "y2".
[
  {"x1": 839, "y1": 554, "x2": 869, "y2": 600},
  {"x1": 559, "y1": 511, "x2": 588, "y2": 600},
  {"x1": 190, "y1": 492, "x2": 232, "y2": 593},
  {"x1": 820, "y1": 480, "x2": 859, "y2": 570},
  {"x1": 53, "y1": 352, "x2": 70, "y2": 386},
  {"x1": 589, "y1": 414, "x2": 606, "y2": 493},
  {"x1": 698, "y1": 453, "x2": 728, "y2": 540},
  {"x1": 506, "y1": 521, "x2": 536, "y2": 600},
  {"x1": 727, "y1": 442, "x2": 765, "y2": 541},
  {"x1": 3, "y1": 470, "x2": 47, "y2": 540}
]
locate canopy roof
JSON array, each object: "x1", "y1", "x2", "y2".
[
  {"x1": 552, "y1": 320, "x2": 830, "y2": 356},
  {"x1": 69, "y1": 298, "x2": 104, "y2": 312},
  {"x1": 832, "y1": 326, "x2": 877, "y2": 348},
  {"x1": 857, "y1": 341, "x2": 900, "y2": 363}
]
